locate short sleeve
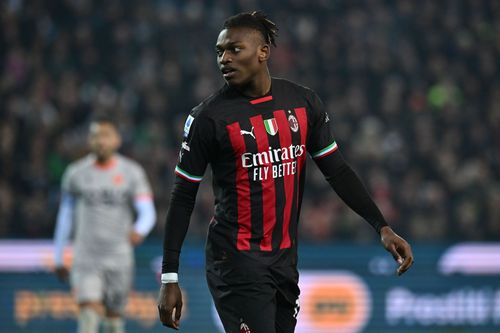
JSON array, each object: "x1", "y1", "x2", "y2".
[
  {"x1": 306, "y1": 90, "x2": 339, "y2": 159},
  {"x1": 175, "y1": 112, "x2": 216, "y2": 182}
]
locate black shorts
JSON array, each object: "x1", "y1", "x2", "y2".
[{"x1": 206, "y1": 261, "x2": 300, "y2": 333}]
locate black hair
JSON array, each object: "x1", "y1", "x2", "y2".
[
  {"x1": 90, "y1": 113, "x2": 118, "y2": 128},
  {"x1": 223, "y1": 11, "x2": 279, "y2": 47}
]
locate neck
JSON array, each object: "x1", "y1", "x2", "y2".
[
  {"x1": 238, "y1": 69, "x2": 271, "y2": 97},
  {"x1": 95, "y1": 155, "x2": 115, "y2": 166}
]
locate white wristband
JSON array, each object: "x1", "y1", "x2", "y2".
[{"x1": 161, "y1": 273, "x2": 178, "y2": 284}]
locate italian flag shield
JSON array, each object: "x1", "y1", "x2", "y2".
[{"x1": 264, "y1": 118, "x2": 278, "y2": 136}]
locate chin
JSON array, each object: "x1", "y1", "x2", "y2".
[
  {"x1": 225, "y1": 78, "x2": 248, "y2": 88},
  {"x1": 225, "y1": 78, "x2": 239, "y2": 86}
]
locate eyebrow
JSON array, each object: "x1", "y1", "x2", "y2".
[{"x1": 215, "y1": 41, "x2": 242, "y2": 49}]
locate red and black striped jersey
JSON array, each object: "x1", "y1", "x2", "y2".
[{"x1": 175, "y1": 78, "x2": 338, "y2": 266}]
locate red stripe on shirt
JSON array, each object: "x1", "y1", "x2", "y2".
[
  {"x1": 250, "y1": 115, "x2": 276, "y2": 251},
  {"x1": 226, "y1": 122, "x2": 252, "y2": 251},
  {"x1": 295, "y1": 107, "x2": 308, "y2": 208},
  {"x1": 274, "y1": 110, "x2": 294, "y2": 249},
  {"x1": 249, "y1": 95, "x2": 273, "y2": 105}
]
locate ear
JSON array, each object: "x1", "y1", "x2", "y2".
[{"x1": 258, "y1": 44, "x2": 270, "y2": 62}]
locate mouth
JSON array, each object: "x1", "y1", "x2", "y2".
[{"x1": 221, "y1": 67, "x2": 237, "y2": 79}]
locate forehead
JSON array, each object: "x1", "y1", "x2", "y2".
[
  {"x1": 216, "y1": 27, "x2": 263, "y2": 47},
  {"x1": 89, "y1": 122, "x2": 117, "y2": 134}
]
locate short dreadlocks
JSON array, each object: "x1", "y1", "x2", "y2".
[{"x1": 223, "y1": 11, "x2": 279, "y2": 47}]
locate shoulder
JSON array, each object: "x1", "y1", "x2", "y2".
[
  {"x1": 61, "y1": 155, "x2": 92, "y2": 187},
  {"x1": 190, "y1": 84, "x2": 236, "y2": 119},
  {"x1": 272, "y1": 77, "x2": 317, "y2": 98},
  {"x1": 116, "y1": 154, "x2": 145, "y2": 174},
  {"x1": 64, "y1": 155, "x2": 93, "y2": 179}
]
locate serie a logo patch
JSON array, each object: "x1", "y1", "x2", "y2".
[
  {"x1": 183, "y1": 115, "x2": 194, "y2": 138},
  {"x1": 264, "y1": 118, "x2": 278, "y2": 136}
]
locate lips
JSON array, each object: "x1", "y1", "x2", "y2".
[{"x1": 221, "y1": 67, "x2": 236, "y2": 79}]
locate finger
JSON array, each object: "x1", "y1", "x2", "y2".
[
  {"x1": 173, "y1": 302, "x2": 182, "y2": 328},
  {"x1": 397, "y1": 255, "x2": 414, "y2": 275},
  {"x1": 175, "y1": 301, "x2": 182, "y2": 320},
  {"x1": 388, "y1": 243, "x2": 403, "y2": 263},
  {"x1": 397, "y1": 245, "x2": 414, "y2": 275},
  {"x1": 158, "y1": 306, "x2": 176, "y2": 329}
]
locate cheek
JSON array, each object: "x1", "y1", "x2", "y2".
[
  {"x1": 110, "y1": 136, "x2": 121, "y2": 148},
  {"x1": 240, "y1": 59, "x2": 260, "y2": 76},
  {"x1": 239, "y1": 52, "x2": 259, "y2": 68}
]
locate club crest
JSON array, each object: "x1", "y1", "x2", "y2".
[{"x1": 288, "y1": 114, "x2": 299, "y2": 132}]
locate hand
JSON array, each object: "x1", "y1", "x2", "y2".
[
  {"x1": 129, "y1": 231, "x2": 144, "y2": 246},
  {"x1": 54, "y1": 266, "x2": 70, "y2": 283},
  {"x1": 380, "y1": 226, "x2": 414, "y2": 276},
  {"x1": 157, "y1": 283, "x2": 183, "y2": 330}
]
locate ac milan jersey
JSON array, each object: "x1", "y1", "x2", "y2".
[{"x1": 176, "y1": 78, "x2": 338, "y2": 266}]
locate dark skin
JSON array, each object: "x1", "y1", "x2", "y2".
[
  {"x1": 158, "y1": 27, "x2": 272, "y2": 330},
  {"x1": 157, "y1": 26, "x2": 414, "y2": 330},
  {"x1": 216, "y1": 26, "x2": 272, "y2": 97}
]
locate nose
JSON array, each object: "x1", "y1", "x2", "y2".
[{"x1": 219, "y1": 51, "x2": 231, "y2": 64}]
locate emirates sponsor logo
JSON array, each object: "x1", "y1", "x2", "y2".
[
  {"x1": 241, "y1": 144, "x2": 305, "y2": 168},
  {"x1": 241, "y1": 144, "x2": 305, "y2": 181}
]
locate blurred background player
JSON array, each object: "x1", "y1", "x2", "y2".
[
  {"x1": 158, "y1": 11, "x2": 413, "y2": 332},
  {"x1": 53, "y1": 115, "x2": 157, "y2": 333}
]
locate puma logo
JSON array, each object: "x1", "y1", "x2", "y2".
[{"x1": 240, "y1": 127, "x2": 255, "y2": 139}]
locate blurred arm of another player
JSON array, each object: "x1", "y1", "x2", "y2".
[
  {"x1": 53, "y1": 193, "x2": 75, "y2": 283},
  {"x1": 129, "y1": 195, "x2": 157, "y2": 246}
]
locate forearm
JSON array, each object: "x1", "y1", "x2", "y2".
[
  {"x1": 53, "y1": 194, "x2": 75, "y2": 266},
  {"x1": 314, "y1": 151, "x2": 388, "y2": 233},
  {"x1": 133, "y1": 198, "x2": 157, "y2": 236},
  {"x1": 162, "y1": 176, "x2": 199, "y2": 273}
]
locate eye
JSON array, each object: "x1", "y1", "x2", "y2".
[
  {"x1": 233, "y1": 47, "x2": 241, "y2": 53},
  {"x1": 215, "y1": 49, "x2": 223, "y2": 57}
]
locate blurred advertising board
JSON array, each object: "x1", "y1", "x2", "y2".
[{"x1": 0, "y1": 240, "x2": 499, "y2": 333}]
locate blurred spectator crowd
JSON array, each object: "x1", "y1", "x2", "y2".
[{"x1": 1, "y1": 0, "x2": 499, "y2": 243}]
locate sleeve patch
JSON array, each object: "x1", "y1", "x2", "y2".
[
  {"x1": 174, "y1": 166, "x2": 203, "y2": 182},
  {"x1": 312, "y1": 141, "x2": 338, "y2": 159},
  {"x1": 183, "y1": 115, "x2": 195, "y2": 138}
]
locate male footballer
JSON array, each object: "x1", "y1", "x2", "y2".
[
  {"x1": 54, "y1": 115, "x2": 157, "y2": 333},
  {"x1": 158, "y1": 11, "x2": 413, "y2": 333}
]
